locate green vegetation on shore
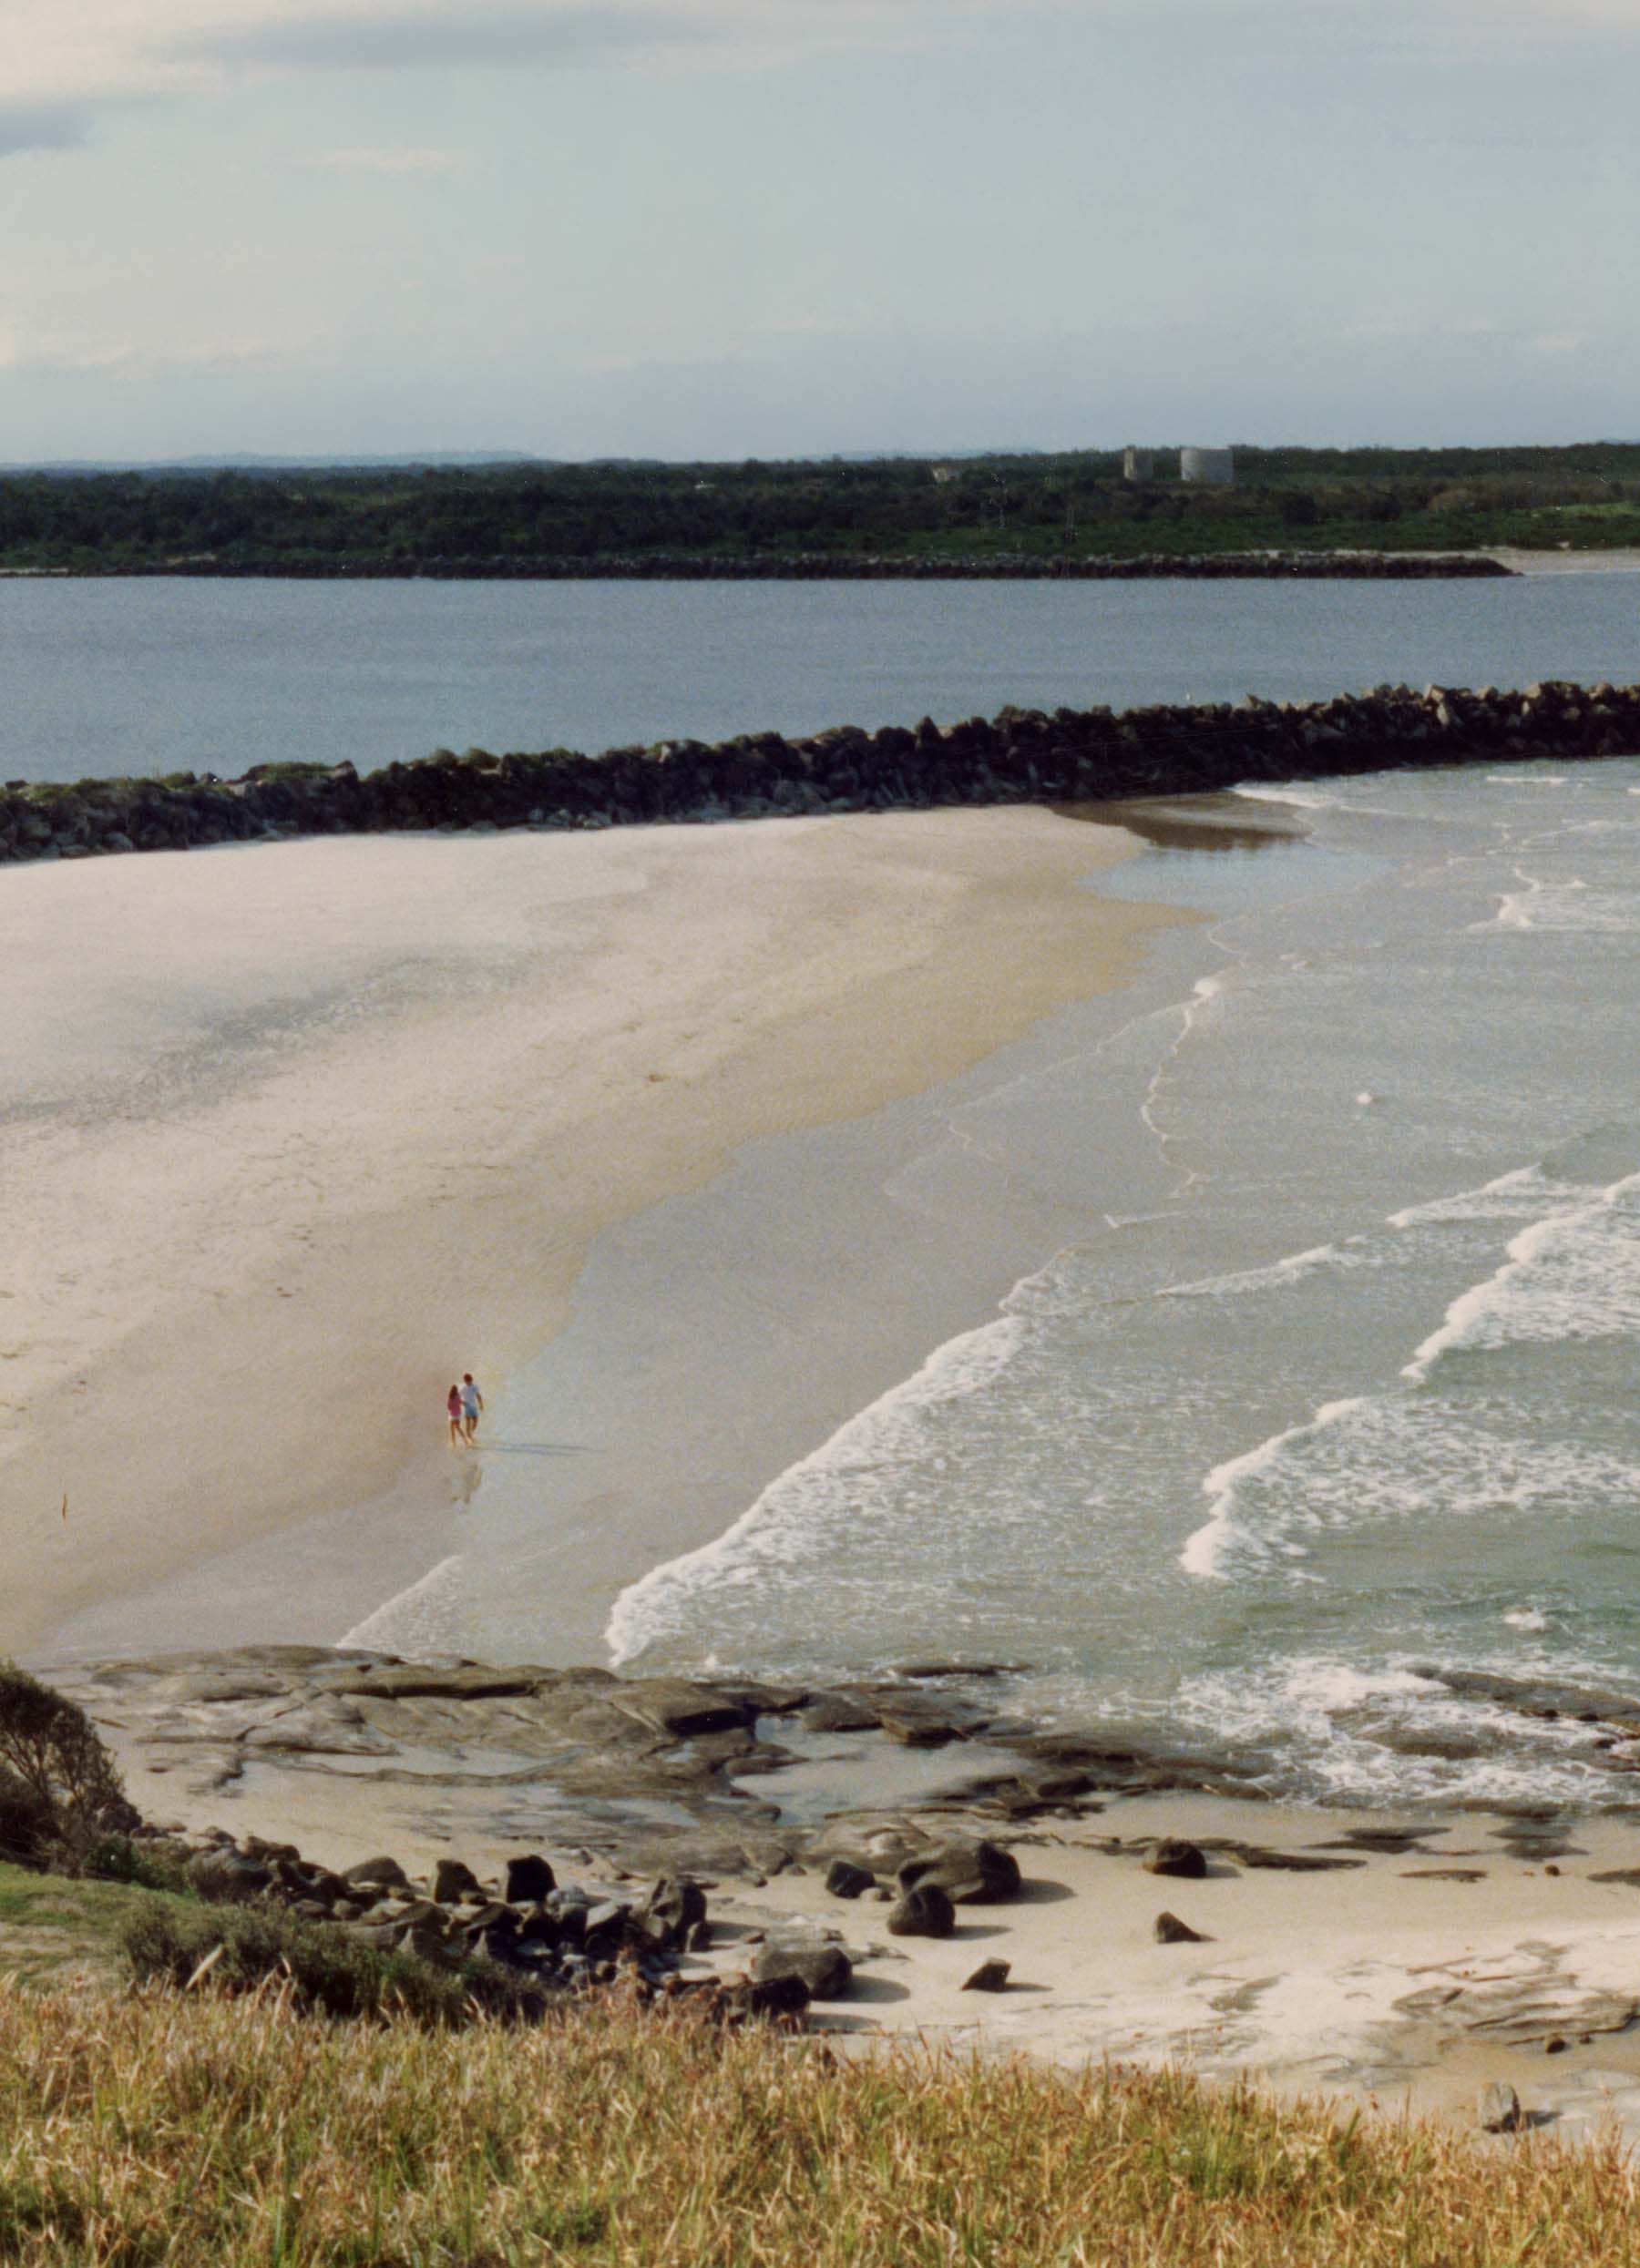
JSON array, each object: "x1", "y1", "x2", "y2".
[
  {"x1": 1, "y1": 1950, "x2": 1638, "y2": 2266},
  {"x1": 4, "y1": 443, "x2": 1640, "y2": 573}
]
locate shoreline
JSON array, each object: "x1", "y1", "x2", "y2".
[
  {"x1": 47, "y1": 1641, "x2": 1640, "y2": 2146},
  {"x1": 5, "y1": 804, "x2": 1187, "y2": 1664},
  {"x1": 17, "y1": 783, "x2": 1640, "y2": 2142}
]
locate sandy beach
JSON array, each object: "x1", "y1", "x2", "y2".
[{"x1": 3, "y1": 807, "x2": 1183, "y2": 1660}]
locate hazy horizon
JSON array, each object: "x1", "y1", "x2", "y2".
[{"x1": 7, "y1": 437, "x2": 1640, "y2": 476}]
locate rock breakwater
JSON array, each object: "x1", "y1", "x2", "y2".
[
  {"x1": 3, "y1": 677, "x2": 1634, "y2": 867},
  {"x1": 97, "y1": 549, "x2": 1512, "y2": 582}
]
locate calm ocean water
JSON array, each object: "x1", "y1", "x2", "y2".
[
  {"x1": 606, "y1": 755, "x2": 1640, "y2": 1810},
  {"x1": 5, "y1": 571, "x2": 1640, "y2": 784}
]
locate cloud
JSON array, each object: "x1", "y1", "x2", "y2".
[
  {"x1": 299, "y1": 144, "x2": 466, "y2": 171},
  {"x1": 0, "y1": 332, "x2": 297, "y2": 378},
  {"x1": 169, "y1": 2, "x2": 713, "y2": 74},
  {"x1": 0, "y1": 336, "x2": 137, "y2": 375},
  {"x1": 2, "y1": 0, "x2": 1635, "y2": 158},
  {"x1": 0, "y1": 103, "x2": 90, "y2": 157}
]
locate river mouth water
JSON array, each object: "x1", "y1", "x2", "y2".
[{"x1": 7, "y1": 568, "x2": 1640, "y2": 785}]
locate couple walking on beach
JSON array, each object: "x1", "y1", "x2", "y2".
[{"x1": 446, "y1": 1373, "x2": 484, "y2": 1446}]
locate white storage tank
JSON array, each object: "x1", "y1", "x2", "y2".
[
  {"x1": 1122, "y1": 446, "x2": 1154, "y2": 485},
  {"x1": 1180, "y1": 446, "x2": 1234, "y2": 486}
]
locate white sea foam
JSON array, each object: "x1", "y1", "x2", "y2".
[
  {"x1": 1503, "y1": 1607, "x2": 1550, "y2": 1631},
  {"x1": 1402, "y1": 1171, "x2": 1640, "y2": 1381},
  {"x1": 1388, "y1": 1164, "x2": 1558, "y2": 1231},
  {"x1": 1160, "y1": 1242, "x2": 1375, "y2": 1302},
  {"x1": 339, "y1": 1554, "x2": 467, "y2": 1651},
  {"x1": 1232, "y1": 783, "x2": 1343, "y2": 812},
  {"x1": 1161, "y1": 1655, "x2": 1625, "y2": 1808},
  {"x1": 605, "y1": 1313, "x2": 1027, "y2": 1666},
  {"x1": 1181, "y1": 1398, "x2": 1368, "y2": 1579},
  {"x1": 1184, "y1": 1385, "x2": 1640, "y2": 1585},
  {"x1": 1476, "y1": 864, "x2": 1636, "y2": 934}
]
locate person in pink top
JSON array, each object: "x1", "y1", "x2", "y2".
[{"x1": 446, "y1": 1384, "x2": 464, "y2": 1447}]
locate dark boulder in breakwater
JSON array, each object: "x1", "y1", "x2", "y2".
[{"x1": 3, "y1": 677, "x2": 1636, "y2": 868}]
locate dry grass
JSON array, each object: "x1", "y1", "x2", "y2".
[{"x1": 0, "y1": 1977, "x2": 1636, "y2": 2266}]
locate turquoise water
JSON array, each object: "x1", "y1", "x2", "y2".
[
  {"x1": 605, "y1": 758, "x2": 1640, "y2": 1809},
  {"x1": 5, "y1": 571, "x2": 1640, "y2": 785}
]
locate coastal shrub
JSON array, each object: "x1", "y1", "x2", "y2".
[
  {"x1": 0, "y1": 1662, "x2": 128, "y2": 1870},
  {"x1": 0, "y1": 1770, "x2": 55, "y2": 1870},
  {"x1": 119, "y1": 1897, "x2": 546, "y2": 2028},
  {"x1": 78, "y1": 1830, "x2": 194, "y2": 1897}
]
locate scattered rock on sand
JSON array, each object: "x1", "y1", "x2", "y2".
[
  {"x1": 343, "y1": 1855, "x2": 412, "y2": 1893},
  {"x1": 505, "y1": 1854, "x2": 556, "y2": 1904},
  {"x1": 898, "y1": 1837, "x2": 1021, "y2": 1905},
  {"x1": 1478, "y1": 2081, "x2": 1524, "y2": 2134},
  {"x1": 887, "y1": 1883, "x2": 956, "y2": 1939},
  {"x1": 961, "y1": 1959, "x2": 1011, "y2": 1992},
  {"x1": 752, "y1": 1943, "x2": 854, "y2": 2001},
  {"x1": 641, "y1": 1876, "x2": 707, "y2": 1948},
  {"x1": 727, "y1": 1974, "x2": 810, "y2": 2019},
  {"x1": 1144, "y1": 1838, "x2": 1207, "y2": 1881},
  {"x1": 825, "y1": 1860, "x2": 876, "y2": 1900},
  {"x1": 433, "y1": 1858, "x2": 482, "y2": 1904},
  {"x1": 1153, "y1": 1911, "x2": 1207, "y2": 1945}
]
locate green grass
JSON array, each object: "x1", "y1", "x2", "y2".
[
  {"x1": 0, "y1": 1966, "x2": 1635, "y2": 2264},
  {"x1": 3, "y1": 1857, "x2": 1639, "y2": 2263},
  {"x1": 0, "y1": 1860, "x2": 169, "y2": 1992}
]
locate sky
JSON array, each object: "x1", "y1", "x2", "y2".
[{"x1": 3, "y1": 0, "x2": 1637, "y2": 461}]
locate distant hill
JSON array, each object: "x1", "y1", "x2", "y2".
[{"x1": 0, "y1": 453, "x2": 552, "y2": 475}]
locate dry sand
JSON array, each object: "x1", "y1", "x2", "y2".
[
  {"x1": 3, "y1": 808, "x2": 1180, "y2": 1659},
  {"x1": 1482, "y1": 547, "x2": 1640, "y2": 576}
]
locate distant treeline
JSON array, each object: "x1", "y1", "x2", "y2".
[{"x1": 4, "y1": 444, "x2": 1640, "y2": 573}]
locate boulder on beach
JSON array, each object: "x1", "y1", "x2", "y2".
[
  {"x1": 898, "y1": 1838, "x2": 1021, "y2": 1905},
  {"x1": 433, "y1": 1858, "x2": 483, "y2": 1905},
  {"x1": 641, "y1": 1876, "x2": 707, "y2": 1948},
  {"x1": 887, "y1": 1882, "x2": 956, "y2": 1939},
  {"x1": 1143, "y1": 1838, "x2": 1207, "y2": 1881},
  {"x1": 505, "y1": 1854, "x2": 556, "y2": 1904},
  {"x1": 753, "y1": 1943, "x2": 855, "y2": 2001}
]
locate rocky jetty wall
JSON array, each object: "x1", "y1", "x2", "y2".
[
  {"x1": 3, "y1": 677, "x2": 1634, "y2": 866},
  {"x1": 105, "y1": 550, "x2": 1512, "y2": 582}
]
